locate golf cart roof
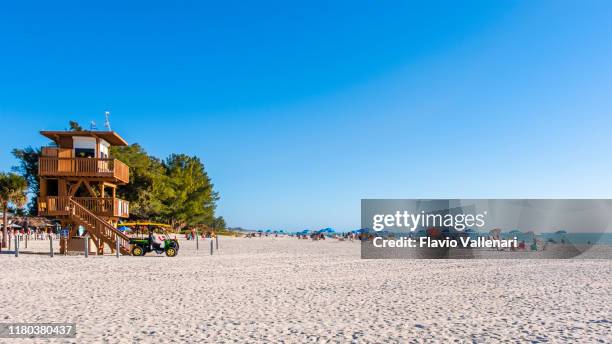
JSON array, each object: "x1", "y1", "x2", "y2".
[{"x1": 119, "y1": 222, "x2": 172, "y2": 228}]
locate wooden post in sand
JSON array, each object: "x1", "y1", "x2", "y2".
[
  {"x1": 215, "y1": 235, "x2": 219, "y2": 250},
  {"x1": 84, "y1": 236, "x2": 89, "y2": 258},
  {"x1": 49, "y1": 236, "x2": 54, "y2": 257},
  {"x1": 25, "y1": 233, "x2": 28, "y2": 249},
  {"x1": 196, "y1": 231, "x2": 199, "y2": 250},
  {"x1": 14, "y1": 235, "x2": 19, "y2": 257},
  {"x1": 210, "y1": 239, "x2": 213, "y2": 255},
  {"x1": 116, "y1": 240, "x2": 120, "y2": 258}
]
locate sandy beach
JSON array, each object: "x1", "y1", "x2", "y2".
[{"x1": 1, "y1": 237, "x2": 611, "y2": 343}]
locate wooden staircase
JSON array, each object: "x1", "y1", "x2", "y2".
[{"x1": 68, "y1": 198, "x2": 132, "y2": 255}]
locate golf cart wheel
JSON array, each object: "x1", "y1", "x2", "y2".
[
  {"x1": 165, "y1": 247, "x2": 177, "y2": 257},
  {"x1": 132, "y1": 246, "x2": 145, "y2": 256}
]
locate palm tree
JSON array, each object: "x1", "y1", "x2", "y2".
[{"x1": 0, "y1": 173, "x2": 28, "y2": 248}]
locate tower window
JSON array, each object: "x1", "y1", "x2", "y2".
[{"x1": 75, "y1": 148, "x2": 95, "y2": 158}]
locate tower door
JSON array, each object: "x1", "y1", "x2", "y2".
[{"x1": 58, "y1": 148, "x2": 73, "y2": 173}]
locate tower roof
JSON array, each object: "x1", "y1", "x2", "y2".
[{"x1": 40, "y1": 131, "x2": 128, "y2": 146}]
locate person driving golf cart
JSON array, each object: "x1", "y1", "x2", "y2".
[
  {"x1": 123, "y1": 222, "x2": 179, "y2": 257},
  {"x1": 151, "y1": 233, "x2": 166, "y2": 249}
]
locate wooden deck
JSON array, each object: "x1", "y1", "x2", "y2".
[
  {"x1": 39, "y1": 196, "x2": 130, "y2": 218},
  {"x1": 38, "y1": 157, "x2": 129, "y2": 184}
]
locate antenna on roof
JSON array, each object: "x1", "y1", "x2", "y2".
[
  {"x1": 90, "y1": 120, "x2": 97, "y2": 130},
  {"x1": 104, "y1": 111, "x2": 111, "y2": 131}
]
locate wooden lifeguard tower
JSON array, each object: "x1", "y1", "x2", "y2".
[{"x1": 37, "y1": 130, "x2": 132, "y2": 254}]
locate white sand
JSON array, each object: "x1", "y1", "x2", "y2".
[{"x1": 1, "y1": 237, "x2": 610, "y2": 343}]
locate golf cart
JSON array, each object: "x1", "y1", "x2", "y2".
[{"x1": 121, "y1": 222, "x2": 180, "y2": 257}]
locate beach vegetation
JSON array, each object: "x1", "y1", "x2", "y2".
[
  {"x1": 11, "y1": 147, "x2": 40, "y2": 214},
  {"x1": 0, "y1": 172, "x2": 27, "y2": 248}
]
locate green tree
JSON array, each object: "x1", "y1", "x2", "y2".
[
  {"x1": 211, "y1": 216, "x2": 226, "y2": 230},
  {"x1": 111, "y1": 144, "x2": 171, "y2": 219},
  {"x1": 12, "y1": 147, "x2": 40, "y2": 214},
  {"x1": 0, "y1": 173, "x2": 28, "y2": 248},
  {"x1": 69, "y1": 120, "x2": 83, "y2": 131},
  {"x1": 163, "y1": 154, "x2": 219, "y2": 230}
]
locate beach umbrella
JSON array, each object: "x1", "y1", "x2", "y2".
[
  {"x1": 506, "y1": 229, "x2": 522, "y2": 239},
  {"x1": 521, "y1": 231, "x2": 536, "y2": 242},
  {"x1": 464, "y1": 228, "x2": 480, "y2": 239},
  {"x1": 489, "y1": 228, "x2": 502, "y2": 238},
  {"x1": 426, "y1": 227, "x2": 441, "y2": 237},
  {"x1": 118, "y1": 226, "x2": 131, "y2": 232},
  {"x1": 317, "y1": 227, "x2": 334, "y2": 234}
]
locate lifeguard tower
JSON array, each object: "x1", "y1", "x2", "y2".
[{"x1": 37, "y1": 130, "x2": 131, "y2": 254}]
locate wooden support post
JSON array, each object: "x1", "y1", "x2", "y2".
[
  {"x1": 14, "y1": 235, "x2": 19, "y2": 257},
  {"x1": 84, "y1": 181, "x2": 97, "y2": 198},
  {"x1": 116, "y1": 240, "x2": 120, "y2": 258},
  {"x1": 196, "y1": 231, "x2": 199, "y2": 250},
  {"x1": 216, "y1": 235, "x2": 219, "y2": 250},
  {"x1": 84, "y1": 236, "x2": 89, "y2": 258},
  {"x1": 210, "y1": 240, "x2": 213, "y2": 255},
  {"x1": 96, "y1": 237, "x2": 102, "y2": 255},
  {"x1": 49, "y1": 236, "x2": 54, "y2": 258}
]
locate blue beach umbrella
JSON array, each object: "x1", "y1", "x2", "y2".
[{"x1": 317, "y1": 227, "x2": 335, "y2": 234}]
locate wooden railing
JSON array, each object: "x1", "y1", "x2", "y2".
[
  {"x1": 39, "y1": 196, "x2": 71, "y2": 216},
  {"x1": 113, "y1": 198, "x2": 130, "y2": 218},
  {"x1": 68, "y1": 199, "x2": 132, "y2": 255},
  {"x1": 39, "y1": 196, "x2": 129, "y2": 218},
  {"x1": 113, "y1": 160, "x2": 129, "y2": 183},
  {"x1": 38, "y1": 157, "x2": 129, "y2": 184}
]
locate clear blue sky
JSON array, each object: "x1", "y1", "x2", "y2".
[{"x1": 1, "y1": 1, "x2": 611, "y2": 231}]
